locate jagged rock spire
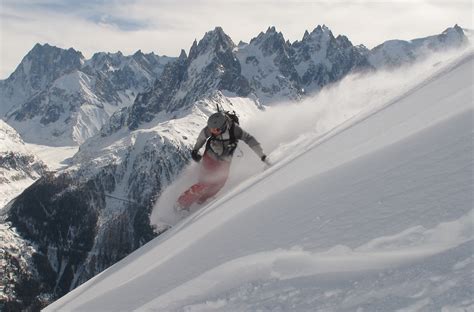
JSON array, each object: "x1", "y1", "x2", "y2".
[{"x1": 188, "y1": 26, "x2": 235, "y2": 61}]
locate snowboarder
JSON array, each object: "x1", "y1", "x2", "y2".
[{"x1": 176, "y1": 112, "x2": 267, "y2": 211}]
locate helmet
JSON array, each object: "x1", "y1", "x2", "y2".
[{"x1": 207, "y1": 112, "x2": 227, "y2": 131}]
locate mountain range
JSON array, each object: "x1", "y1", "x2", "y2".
[
  {"x1": 1, "y1": 25, "x2": 467, "y2": 146},
  {"x1": 0, "y1": 24, "x2": 469, "y2": 310},
  {"x1": 0, "y1": 45, "x2": 173, "y2": 146}
]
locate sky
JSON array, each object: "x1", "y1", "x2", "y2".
[{"x1": 1, "y1": 0, "x2": 472, "y2": 79}]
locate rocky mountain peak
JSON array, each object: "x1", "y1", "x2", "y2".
[
  {"x1": 89, "y1": 51, "x2": 125, "y2": 71},
  {"x1": 306, "y1": 24, "x2": 334, "y2": 42},
  {"x1": 188, "y1": 27, "x2": 235, "y2": 61},
  {"x1": 8, "y1": 43, "x2": 84, "y2": 91},
  {"x1": 27, "y1": 43, "x2": 84, "y2": 68},
  {"x1": 290, "y1": 24, "x2": 372, "y2": 91},
  {"x1": 292, "y1": 25, "x2": 335, "y2": 54},
  {"x1": 439, "y1": 24, "x2": 468, "y2": 46},
  {"x1": 28, "y1": 43, "x2": 84, "y2": 59},
  {"x1": 131, "y1": 50, "x2": 151, "y2": 66},
  {"x1": 237, "y1": 41, "x2": 248, "y2": 48},
  {"x1": 188, "y1": 39, "x2": 198, "y2": 59},
  {"x1": 249, "y1": 26, "x2": 289, "y2": 57},
  {"x1": 178, "y1": 49, "x2": 188, "y2": 60},
  {"x1": 335, "y1": 34, "x2": 355, "y2": 49},
  {"x1": 251, "y1": 26, "x2": 282, "y2": 42},
  {"x1": 208, "y1": 26, "x2": 233, "y2": 46},
  {"x1": 446, "y1": 24, "x2": 463, "y2": 35},
  {"x1": 133, "y1": 50, "x2": 145, "y2": 57},
  {"x1": 302, "y1": 30, "x2": 310, "y2": 41},
  {"x1": 125, "y1": 27, "x2": 251, "y2": 129},
  {"x1": 291, "y1": 25, "x2": 337, "y2": 58}
]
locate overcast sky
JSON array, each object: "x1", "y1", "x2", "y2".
[{"x1": 1, "y1": 0, "x2": 472, "y2": 79}]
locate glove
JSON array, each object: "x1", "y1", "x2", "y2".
[
  {"x1": 261, "y1": 155, "x2": 267, "y2": 162},
  {"x1": 191, "y1": 150, "x2": 202, "y2": 162}
]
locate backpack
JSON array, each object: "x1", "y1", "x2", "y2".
[
  {"x1": 216, "y1": 104, "x2": 239, "y2": 124},
  {"x1": 224, "y1": 111, "x2": 239, "y2": 125},
  {"x1": 222, "y1": 110, "x2": 239, "y2": 145},
  {"x1": 215, "y1": 105, "x2": 239, "y2": 144}
]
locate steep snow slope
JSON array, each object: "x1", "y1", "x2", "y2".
[
  {"x1": 45, "y1": 51, "x2": 473, "y2": 311},
  {"x1": 0, "y1": 120, "x2": 47, "y2": 208}
]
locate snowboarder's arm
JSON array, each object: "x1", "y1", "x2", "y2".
[
  {"x1": 234, "y1": 125, "x2": 265, "y2": 158},
  {"x1": 193, "y1": 127, "x2": 210, "y2": 151}
]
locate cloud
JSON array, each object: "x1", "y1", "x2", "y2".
[
  {"x1": 87, "y1": 14, "x2": 150, "y2": 31},
  {"x1": 1, "y1": 0, "x2": 473, "y2": 78},
  {"x1": 3, "y1": 0, "x2": 152, "y2": 31}
]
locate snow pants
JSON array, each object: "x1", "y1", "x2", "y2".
[{"x1": 177, "y1": 153, "x2": 231, "y2": 209}]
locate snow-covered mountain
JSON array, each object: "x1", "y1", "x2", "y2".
[
  {"x1": 123, "y1": 27, "x2": 254, "y2": 131},
  {"x1": 0, "y1": 25, "x2": 470, "y2": 310},
  {"x1": 236, "y1": 27, "x2": 303, "y2": 103},
  {"x1": 369, "y1": 24, "x2": 468, "y2": 68},
  {"x1": 45, "y1": 47, "x2": 473, "y2": 312},
  {"x1": 0, "y1": 120, "x2": 47, "y2": 209},
  {"x1": 110, "y1": 25, "x2": 468, "y2": 133},
  {"x1": 291, "y1": 25, "x2": 370, "y2": 92},
  {"x1": 128, "y1": 24, "x2": 371, "y2": 123},
  {"x1": 0, "y1": 44, "x2": 174, "y2": 146},
  {"x1": 0, "y1": 25, "x2": 467, "y2": 147},
  {"x1": 0, "y1": 44, "x2": 84, "y2": 117}
]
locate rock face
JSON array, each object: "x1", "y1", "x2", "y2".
[
  {"x1": 0, "y1": 44, "x2": 84, "y2": 111},
  {"x1": 292, "y1": 25, "x2": 371, "y2": 91},
  {"x1": 0, "y1": 25, "x2": 468, "y2": 311},
  {"x1": 236, "y1": 27, "x2": 303, "y2": 103},
  {"x1": 236, "y1": 25, "x2": 371, "y2": 104},
  {"x1": 127, "y1": 27, "x2": 252, "y2": 130},
  {"x1": 0, "y1": 44, "x2": 174, "y2": 146}
]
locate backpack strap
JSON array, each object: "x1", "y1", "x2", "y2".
[
  {"x1": 229, "y1": 121, "x2": 236, "y2": 145},
  {"x1": 205, "y1": 119, "x2": 238, "y2": 160}
]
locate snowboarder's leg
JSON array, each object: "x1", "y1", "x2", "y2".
[
  {"x1": 195, "y1": 157, "x2": 231, "y2": 204},
  {"x1": 176, "y1": 180, "x2": 224, "y2": 208},
  {"x1": 176, "y1": 153, "x2": 231, "y2": 210},
  {"x1": 176, "y1": 183, "x2": 209, "y2": 210},
  {"x1": 196, "y1": 179, "x2": 227, "y2": 204}
]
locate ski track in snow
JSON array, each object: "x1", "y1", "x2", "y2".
[{"x1": 44, "y1": 50, "x2": 474, "y2": 312}]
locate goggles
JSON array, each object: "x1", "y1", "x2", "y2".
[
  {"x1": 209, "y1": 127, "x2": 222, "y2": 135},
  {"x1": 209, "y1": 123, "x2": 227, "y2": 135}
]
